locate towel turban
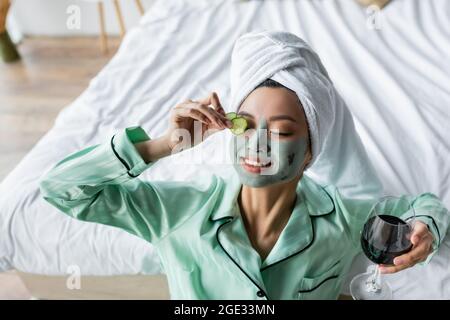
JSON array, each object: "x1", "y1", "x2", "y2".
[{"x1": 229, "y1": 30, "x2": 382, "y2": 199}]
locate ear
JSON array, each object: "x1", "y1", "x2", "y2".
[
  {"x1": 303, "y1": 135, "x2": 313, "y2": 168},
  {"x1": 303, "y1": 148, "x2": 313, "y2": 169},
  {"x1": 297, "y1": 148, "x2": 312, "y2": 179}
]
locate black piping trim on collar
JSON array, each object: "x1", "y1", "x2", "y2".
[
  {"x1": 110, "y1": 134, "x2": 139, "y2": 178},
  {"x1": 209, "y1": 205, "x2": 237, "y2": 222},
  {"x1": 210, "y1": 178, "x2": 335, "y2": 221},
  {"x1": 213, "y1": 183, "x2": 336, "y2": 288},
  {"x1": 323, "y1": 186, "x2": 335, "y2": 214},
  {"x1": 309, "y1": 184, "x2": 335, "y2": 216},
  {"x1": 260, "y1": 217, "x2": 316, "y2": 272},
  {"x1": 216, "y1": 218, "x2": 269, "y2": 300},
  {"x1": 260, "y1": 195, "x2": 335, "y2": 271}
]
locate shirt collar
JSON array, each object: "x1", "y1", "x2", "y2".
[{"x1": 210, "y1": 173, "x2": 335, "y2": 222}]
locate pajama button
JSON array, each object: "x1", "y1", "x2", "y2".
[{"x1": 256, "y1": 290, "x2": 265, "y2": 298}]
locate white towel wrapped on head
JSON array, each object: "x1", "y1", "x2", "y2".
[{"x1": 229, "y1": 30, "x2": 382, "y2": 199}]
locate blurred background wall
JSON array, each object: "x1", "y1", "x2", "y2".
[{"x1": 7, "y1": 0, "x2": 154, "y2": 39}]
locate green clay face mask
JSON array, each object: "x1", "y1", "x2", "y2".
[{"x1": 230, "y1": 118, "x2": 307, "y2": 187}]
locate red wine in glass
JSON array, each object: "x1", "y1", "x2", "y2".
[
  {"x1": 350, "y1": 196, "x2": 415, "y2": 300},
  {"x1": 361, "y1": 215, "x2": 413, "y2": 265}
]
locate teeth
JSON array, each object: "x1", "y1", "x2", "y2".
[{"x1": 244, "y1": 158, "x2": 270, "y2": 167}]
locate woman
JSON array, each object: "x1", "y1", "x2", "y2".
[{"x1": 39, "y1": 31, "x2": 448, "y2": 300}]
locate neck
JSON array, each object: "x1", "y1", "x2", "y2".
[{"x1": 238, "y1": 176, "x2": 300, "y2": 236}]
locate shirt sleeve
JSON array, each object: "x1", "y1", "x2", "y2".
[
  {"x1": 39, "y1": 126, "x2": 217, "y2": 244},
  {"x1": 340, "y1": 192, "x2": 449, "y2": 264},
  {"x1": 400, "y1": 193, "x2": 449, "y2": 264}
]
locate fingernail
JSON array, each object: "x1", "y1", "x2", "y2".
[
  {"x1": 226, "y1": 120, "x2": 232, "y2": 128},
  {"x1": 394, "y1": 258, "x2": 403, "y2": 265}
]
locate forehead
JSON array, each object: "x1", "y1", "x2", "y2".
[{"x1": 239, "y1": 86, "x2": 306, "y2": 122}]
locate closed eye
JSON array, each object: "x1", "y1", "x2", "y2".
[{"x1": 270, "y1": 131, "x2": 293, "y2": 136}]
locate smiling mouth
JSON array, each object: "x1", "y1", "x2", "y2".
[{"x1": 240, "y1": 157, "x2": 271, "y2": 173}]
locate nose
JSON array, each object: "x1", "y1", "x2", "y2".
[{"x1": 247, "y1": 128, "x2": 271, "y2": 154}]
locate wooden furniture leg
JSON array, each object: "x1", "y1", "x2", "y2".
[
  {"x1": 97, "y1": 1, "x2": 108, "y2": 54},
  {"x1": 135, "y1": 0, "x2": 145, "y2": 16},
  {"x1": 356, "y1": 0, "x2": 391, "y2": 8},
  {"x1": 0, "y1": 0, "x2": 20, "y2": 62},
  {"x1": 113, "y1": 0, "x2": 126, "y2": 38}
]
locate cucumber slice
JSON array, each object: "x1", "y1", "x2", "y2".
[
  {"x1": 230, "y1": 117, "x2": 248, "y2": 135},
  {"x1": 225, "y1": 112, "x2": 247, "y2": 135},
  {"x1": 226, "y1": 112, "x2": 237, "y2": 120}
]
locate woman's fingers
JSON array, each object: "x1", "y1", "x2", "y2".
[
  {"x1": 198, "y1": 92, "x2": 220, "y2": 107},
  {"x1": 174, "y1": 106, "x2": 210, "y2": 125},
  {"x1": 166, "y1": 97, "x2": 230, "y2": 152},
  {"x1": 177, "y1": 103, "x2": 226, "y2": 129},
  {"x1": 379, "y1": 222, "x2": 434, "y2": 274},
  {"x1": 379, "y1": 245, "x2": 424, "y2": 274},
  {"x1": 174, "y1": 94, "x2": 232, "y2": 131},
  {"x1": 409, "y1": 221, "x2": 434, "y2": 256},
  {"x1": 378, "y1": 264, "x2": 411, "y2": 274},
  {"x1": 411, "y1": 221, "x2": 429, "y2": 242},
  {"x1": 197, "y1": 104, "x2": 227, "y2": 129},
  {"x1": 199, "y1": 92, "x2": 228, "y2": 118},
  {"x1": 210, "y1": 92, "x2": 227, "y2": 116}
]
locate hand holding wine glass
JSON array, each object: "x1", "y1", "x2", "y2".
[
  {"x1": 378, "y1": 220, "x2": 434, "y2": 274},
  {"x1": 350, "y1": 196, "x2": 435, "y2": 300}
]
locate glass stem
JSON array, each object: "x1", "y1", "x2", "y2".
[{"x1": 365, "y1": 265, "x2": 381, "y2": 293}]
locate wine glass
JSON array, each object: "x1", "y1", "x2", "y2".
[{"x1": 350, "y1": 196, "x2": 415, "y2": 300}]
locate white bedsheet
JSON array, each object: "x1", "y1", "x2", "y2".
[{"x1": 1, "y1": 0, "x2": 449, "y2": 299}]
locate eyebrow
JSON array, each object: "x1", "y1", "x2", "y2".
[
  {"x1": 237, "y1": 111, "x2": 297, "y2": 123},
  {"x1": 268, "y1": 115, "x2": 297, "y2": 123},
  {"x1": 237, "y1": 111, "x2": 255, "y2": 119}
]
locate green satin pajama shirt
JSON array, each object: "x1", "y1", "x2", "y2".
[{"x1": 39, "y1": 126, "x2": 449, "y2": 300}]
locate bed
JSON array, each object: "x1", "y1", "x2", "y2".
[{"x1": 1, "y1": 0, "x2": 449, "y2": 299}]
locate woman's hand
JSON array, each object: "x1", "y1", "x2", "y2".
[
  {"x1": 379, "y1": 221, "x2": 434, "y2": 274},
  {"x1": 135, "y1": 92, "x2": 232, "y2": 163},
  {"x1": 162, "y1": 92, "x2": 232, "y2": 152}
]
